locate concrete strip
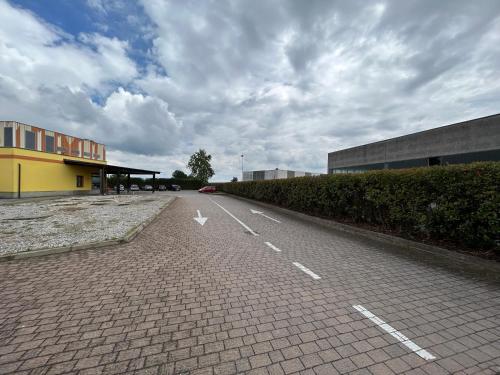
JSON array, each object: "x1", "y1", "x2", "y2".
[
  {"x1": 0, "y1": 197, "x2": 176, "y2": 262},
  {"x1": 222, "y1": 193, "x2": 500, "y2": 281}
]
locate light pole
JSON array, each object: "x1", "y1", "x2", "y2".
[{"x1": 241, "y1": 154, "x2": 244, "y2": 181}]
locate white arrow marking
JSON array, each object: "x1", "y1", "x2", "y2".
[
  {"x1": 193, "y1": 210, "x2": 208, "y2": 226},
  {"x1": 250, "y1": 209, "x2": 281, "y2": 223}
]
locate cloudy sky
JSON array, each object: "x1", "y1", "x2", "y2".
[{"x1": 1, "y1": 0, "x2": 500, "y2": 180}]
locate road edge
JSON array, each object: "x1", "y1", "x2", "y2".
[
  {"x1": 223, "y1": 193, "x2": 500, "y2": 281},
  {"x1": 0, "y1": 196, "x2": 177, "y2": 262}
]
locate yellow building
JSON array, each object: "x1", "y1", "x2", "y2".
[{"x1": 0, "y1": 121, "x2": 158, "y2": 198}]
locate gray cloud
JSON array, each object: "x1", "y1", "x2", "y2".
[{"x1": 2, "y1": 0, "x2": 500, "y2": 180}]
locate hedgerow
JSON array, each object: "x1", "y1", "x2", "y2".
[{"x1": 217, "y1": 162, "x2": 500, "y2": 252}]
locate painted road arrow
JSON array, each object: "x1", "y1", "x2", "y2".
[
  {"x1": 193, "y1": 210, "x2": 208, "y2": 226},
  {"x1": 250, "y1": 209, "x2": 281, "y2": 223}
]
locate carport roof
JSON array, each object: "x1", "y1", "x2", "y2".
[{"x1": 63, "y1": 159, "x2": 160, "y2": 175}]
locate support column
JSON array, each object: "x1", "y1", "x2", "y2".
[
  {"x1": 127, "y1": 174, "x2": 131, "y2": 193},
  {"x1": 152, "y1": 173, "x2": 155, "y2": 194},
  {"x1": 100, "y1": 167, "x2": 105, "y2": 195},
  {"x1": 104, "y1": 169, "x2": 108, "y2": 194},
  {"x1": 116, "y1": 173, "x2": 121, "y2": 195}
]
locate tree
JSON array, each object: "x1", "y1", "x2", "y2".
[
  {"x1": 187, "y1": 149, "x2": 215, "y2": 183},
  {"x1": 231, "y1": 177, "x2": 238, "y2": 182},
  {"x1": 172, "y1": 170, "x2": 188, "y2": 179}
]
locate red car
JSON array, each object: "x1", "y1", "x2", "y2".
[{"x1": 198, "y1": 186, "x2": 216, "y2": 193}]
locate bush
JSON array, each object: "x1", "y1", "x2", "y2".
[{"x1": 217, "y1": 162, "x2": 500, "y2": 252}]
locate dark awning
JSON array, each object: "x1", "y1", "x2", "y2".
[{"x1": 63, "y1": 159, "x2": 160, "y2": 175}]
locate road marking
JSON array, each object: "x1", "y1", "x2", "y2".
[
  {"x1": 250, "y1": 209, "x2": 281, "y2": 223},
  {"x1": 193, "y1": 210, "x2": 208, "y2": 226},
  {"x1": 265, "y1": 242, "x2": 282, "y2": 252},
  {"x1": 352, "y1": 305, "x2": 436, "y2": 360},
  {"x1": 209, "y1": 198, "x2": 258, "y2": 236},
  {"x1": 292, "y1": 262, "x2": 321, "y2": 279}
]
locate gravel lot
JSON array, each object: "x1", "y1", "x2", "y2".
[{"x1": 0, "y1": 193, "x2": 174, "y2": 255}]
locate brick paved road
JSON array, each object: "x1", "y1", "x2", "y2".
[{"x1": 0, "y1": 191, "x2": 499, "y2": 374}]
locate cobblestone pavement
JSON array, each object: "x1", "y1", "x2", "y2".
[{"x1": 0, "y1": 191, "x2": 499, "y2": 374}]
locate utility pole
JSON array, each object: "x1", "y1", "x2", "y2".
[{"x1": 241, "y1": 154, "x2": 244, "y2": 181}]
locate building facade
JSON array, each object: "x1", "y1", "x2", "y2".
[
  {"x1": 242, "y1": 169, "x2": 320, "y2": 181},
  {"x1": 328, "y1": 114, "x2": 500, "y2": 174},
  {"x1": 0, "y1": 121, "x2": 107, "y2": 198}
]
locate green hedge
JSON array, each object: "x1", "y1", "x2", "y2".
[{"x1": 218, "y1": 162, "x2": 500, "y2": 252}]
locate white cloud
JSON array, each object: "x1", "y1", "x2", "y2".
[
  {"x1": 0, "y1": 2, "x2": 137, "y2": 92},
  {"x1": 2, "y1": 0, "x2": 500, "y2": 180}
]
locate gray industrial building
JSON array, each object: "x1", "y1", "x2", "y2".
[
  {"x1": 243, "y1": 169, "x2": 320, "y2": 181},
  {"x1": 328, "y1": 113, "x2": 500, "y2": 174}
]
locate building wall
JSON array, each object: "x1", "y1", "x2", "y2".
[
  {"x1": 0, "y1": 121, "x2": 106, "y2": 161},
  {"x1": 0, "y1": 148, "x2": 105, "y2": 198},
  {"x1": 328, "y1": 114, "x2": 500, "y2": 172},
  {"x1": 242, "y1": 169, "x2": 320, "y2": 181},
  {"x1": 0, "y1": 152, "x2": 15, "y2": 193}
]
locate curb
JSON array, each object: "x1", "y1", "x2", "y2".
[
  {"x1": 223, "y1": 194, "x2": 500, "y2": 281},
  {"x1": 0, "y1": 197, "x2": 176, "y2": 262}
]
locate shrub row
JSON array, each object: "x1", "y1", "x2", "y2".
[{"x1": 218, "y1": 162, "x2": 500, "y2": 252}]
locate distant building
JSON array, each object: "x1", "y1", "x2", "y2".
[
  {"x1": 0, "y1": 121, "x2": 159, "y2": 198},
  {"x1": 243, "y1": 169, "x2": 320, "y2": 181},
  {"x1": 328, "y1": 114, "x2": 500, "y2": 174}
]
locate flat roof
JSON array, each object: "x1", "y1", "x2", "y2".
[
  {"x1": 328, "y1": 112, "x2": 500, "y2": 155},
  {"x1": 63, "y1": 159, "x2": 160, "y2": 175}
]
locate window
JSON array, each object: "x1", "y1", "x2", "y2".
[
  {"x1": 45, "y1": 135, "x2": 54, "y2": 152},
  {"x1": 25, "y1": 130, "x2": 36, "y2": 150},
  {"x1": 428, "y1": 157, "x2": 441, "y2": 166},
  {"x1": 3, "y1": 127, "x2": 13, "y2": 147},
  {"x1": 76, "y1": 175, "x2": 84, "y2": 188}
]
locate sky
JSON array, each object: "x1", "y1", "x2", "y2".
[{"x1": 1, "y1": 0, "x2": 500, "y2": 181}]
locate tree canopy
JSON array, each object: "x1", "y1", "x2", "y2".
[
  {"x1": 172, "y1": 170, "x2": 188, "y2": 179},
  {"x1": 187, "y1": 149, "x2": 215, "y2": 183}
]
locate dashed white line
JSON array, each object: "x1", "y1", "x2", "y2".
[
  {"x1": 292, "y1": 262, "x2": 321, "y2": 279},
  {"x1": 264, "y1": 242, "x2": 282, "y2": 252},
  {"x1": 209, "y1": 198, "x2": 259, "y2": 236},
  {"x1": 352, "y1": 305, "x2": 436, "y2": 361}
]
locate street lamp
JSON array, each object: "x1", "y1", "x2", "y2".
[{"x1": 241, "y1": 154, "x2": 244, "y2": 181}]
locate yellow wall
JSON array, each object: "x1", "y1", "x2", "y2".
[
  {"x1": 0, "y1": 152, "x2": 15, "y2": 192},
  {"x1": 0, "y1": 148, "x2": 106, "y2": 194}
]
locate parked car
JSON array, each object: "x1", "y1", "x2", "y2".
[
  {"x1": 158, "y1": 185, "x2": 167, "y2": 191},
  {"x1": 198, "y1": 186, "x2": 216, "y2": 193},
  {"x1": 130, "y1": 184, "x2": 140, "y2": 191},
  {"x1": 143, "y1": 185, "x2": 153, "y2": 191},
  {"x1": 168, "y1": 184, "x2": 181, "y2": 191}
]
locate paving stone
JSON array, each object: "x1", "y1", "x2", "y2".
[{"x1": 0, "y1": 193, "x2": 499, "y2": 375}]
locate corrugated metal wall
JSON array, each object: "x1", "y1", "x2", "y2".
[{"x1": 0, "y1": 121, "x2": 106, "y2": 161}]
